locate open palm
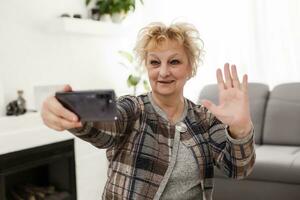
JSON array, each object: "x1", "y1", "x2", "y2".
[{"x1": 202, "y1": 63, "x2": 252, "y2": 138}]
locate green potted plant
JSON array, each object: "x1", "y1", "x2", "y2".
[
  {"x1": 118, "y1": 50, "x2": 150, "y2": 95},
  {"x1": 86, "y1": 0, "x2": 143, "y2": 22},
  {"x1": 86, "y1": 0, "x2": 112, "y2": 21},
  {"x1": 98, "y1": 0, "x2": 112, "y2": 21}
]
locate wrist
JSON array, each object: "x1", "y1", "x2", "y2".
[{"x1": 228, "y1": 122, "x2": 253, "y2": 139}]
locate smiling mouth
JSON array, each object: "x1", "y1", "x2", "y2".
[{"x1": 157, "y1": 80, "x2": 175, "y2": 84}]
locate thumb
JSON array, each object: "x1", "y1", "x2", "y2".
[
  {"x1": 201, "y1": 99, "x2": 218, "y2": 114},
  {"x1": 62, "y1": 84, "x2": 73, "y2": 92}
]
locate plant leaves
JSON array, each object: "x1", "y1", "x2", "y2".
[
  {"x1": 143, "y1": 80, "x2": 150, "y2": 91},
  {"x1": 118, "y1": 62, "x2": 130, "y2": 70},
  {"x1": 127, "y1": 74, "x2": 140, "y2": 87},
  {"x1": 118, "y1": 50, "x2": 133, "y2": 63},
  {"x1": 86, "y1": 0, "x2": 92, "y2": 6}
]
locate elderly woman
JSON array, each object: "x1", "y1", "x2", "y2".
[{"x1": 41, "y1": 22, "x2": 255, "y2": 200}]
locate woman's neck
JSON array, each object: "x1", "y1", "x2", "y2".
[{"x1": 151, "y1": 92, "x2": 185, "y2": 124}]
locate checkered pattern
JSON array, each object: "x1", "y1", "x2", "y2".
[{"x1": 69, "y1": 93, "x2": 255, "y2": 200}]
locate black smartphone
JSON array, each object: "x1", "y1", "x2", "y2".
[{"x1": 55, "y1": 90, "x2": 117, "y2": 122}]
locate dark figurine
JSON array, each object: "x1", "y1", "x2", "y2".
[
  {"x1": 6, "y1": 90, "x2": 27, "y2": 116},
  {"x1": 73, "y1": 14, "x2": 82, "y2": 18},
  {"x1": 60, "y1": 13, "x2": 70, "y2": 18}
]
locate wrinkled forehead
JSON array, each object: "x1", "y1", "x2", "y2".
[
  {"x1": 145, "y1": 38, "x2": 183, "y2": 52},
  {"x1": 145, "y1": 39, "x2": 186, "y2": 59}
]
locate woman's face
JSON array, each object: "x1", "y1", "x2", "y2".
[{"x1": 145, "y1": 40, "x2": 192, "y2": 97}]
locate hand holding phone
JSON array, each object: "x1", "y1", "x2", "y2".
[{"x1": 55, "y1": 90, "x2": 117, "y2": 122}]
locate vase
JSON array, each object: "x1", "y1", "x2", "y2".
[
  {"x1": 111, "y1": 12, "x2": 126, "y2": 23},
  {"x1": 100, "y1": 14, "x2": 111, "y2": 22}
]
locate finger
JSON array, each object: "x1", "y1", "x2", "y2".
[
  {"x1": 242, "y1": 74, "x2": 248, "y2": 93},
  {"x1": 224, "y1": 63, "x2": 233, "y2": 89},
  {"x1": 41, "y1": 111, "x2": 64, "y2": 131},
  {"x1": 58, "y1": 84, "x2": 73, "y2": 92},
  {"x1": 63, "y1": 84, "x2": 73, "y2": 92},
  {"x1": 231, "y1": 64, "x2": 241, "y2": 89},
  {"x1": 46, "y1": 96, "x2": 79, "y2": 122},
  {"x1": 216, "y1": 68, "x2": 226, "y2": 90},
  {"x1": 56, "y1": 118, "x2": 83, "y2": 130},
  {"x1": 45, "y1": 112, "x2": 82, "y2": 131}
]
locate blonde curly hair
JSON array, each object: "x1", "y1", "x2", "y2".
[{"x1": 134, "y1": 22, "x2": 204, "y2": 77}]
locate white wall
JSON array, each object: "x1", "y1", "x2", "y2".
[{"x1": 0, "y1": 0, "x2": 145, "y2": 113}]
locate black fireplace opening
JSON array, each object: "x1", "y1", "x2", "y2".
[{"x1": 0, "y1": 139, "x2": 77, "y2": 200}]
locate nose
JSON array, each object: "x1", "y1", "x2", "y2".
[{"x1": 159, "y1": 63, "x2": 170, "y2": 78}]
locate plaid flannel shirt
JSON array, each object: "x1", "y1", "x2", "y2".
[{"x1": 69, "y1": 93, "x2": 255, "y2": 200}]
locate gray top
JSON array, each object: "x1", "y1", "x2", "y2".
[
  {"x1": 160, "y1": 140, "x2": 203, "y2": 200},
  {"x1": 148, "y1": 93, "x2": 202, "y2": 200}
]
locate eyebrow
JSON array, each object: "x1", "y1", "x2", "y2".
[{"x1": 148, "y1": 53, "x2": 180, "y2": 59}]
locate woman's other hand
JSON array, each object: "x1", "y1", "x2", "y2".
[
  {"x1": 202, "y1": 63, "x2": 252, "y2": 139},
  {"x1": 41, "y1": 85, "x2": 82, "y2": 131}
]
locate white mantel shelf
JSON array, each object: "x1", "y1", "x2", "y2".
[
  {"x1": 0, "y1": 113, "x2": 73, "y2": 154},
  {"x1": 54, "y1": 18, "x2": 129, "y2": 36},
  {"x1": 0, "y1": 112, "x2": 102, "y2": 158}
]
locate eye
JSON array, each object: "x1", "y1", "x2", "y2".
[
  {"x1": 170, "y1": 59, "x2": 181, "y2": 65},
  {"x1": 150, "y1": 60, "x2": 160, "y2": 66}
]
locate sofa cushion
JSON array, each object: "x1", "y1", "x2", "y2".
[
  {"x1": 262, "y1": 83, "x2": 300, "y2": 145},
  {"x1": 248, "y1": 145, "x2": 300, "y2": 184},
  {"x1": 198, "y1": 83, "x2": 269, "y2": 144},
  {"x1": 215, "y1": 145, "x2": 300, "y2": 184}
]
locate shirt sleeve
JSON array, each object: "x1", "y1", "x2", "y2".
[
  {"x1": 207, "y1": 110, "x2": 256, "y2": 179},
  {"x1": 68, "y1": 95, "x2": 141, "y2": 149}
]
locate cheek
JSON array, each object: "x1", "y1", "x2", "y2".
[
  {"x1": 147, "y1": 68, "x2": 158, "y2": 80},
  {"x1": 174, "y1": 67, "x2": 190, "y2": 80}
]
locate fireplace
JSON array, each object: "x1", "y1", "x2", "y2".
[{"x1": 0, "y1": 139, "x2": 76, "y2": 200}]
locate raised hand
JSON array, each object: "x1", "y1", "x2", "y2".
[{"x1": 202, "y1": 63, "x2": 252, "y2": 139}]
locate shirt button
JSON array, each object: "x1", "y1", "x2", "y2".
[{"x1": 175, "y1": 122, "x2": 187, "y2": 133}]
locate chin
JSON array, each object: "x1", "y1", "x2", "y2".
[{"x1": 154, "y1": 89, "x2": 176, "y2": 96}]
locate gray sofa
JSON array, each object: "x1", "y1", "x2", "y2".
[{"x1": 199, "y1": 82, "x2": 300, "y2": 200}]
